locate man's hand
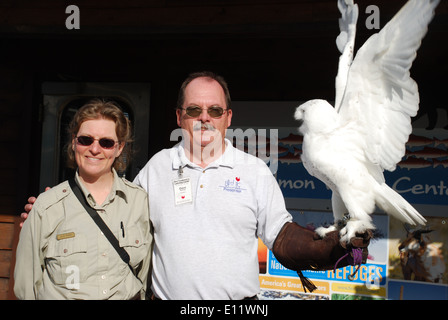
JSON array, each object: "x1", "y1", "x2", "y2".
[
  {"x1": 272, "y1": 222, "x2": 371, "y2": 292},
  {"x1": 19, "y1": 187, "x2": 51, "y2": 227},
  {"x1": 20, "y1": 197, "x2": 36, "y2": 227}
]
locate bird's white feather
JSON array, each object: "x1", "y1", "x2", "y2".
[
  {"x1": 294, "y1": 0, "x2": 439, "y2": 243},
  {"x1": 335, "y1": 0, "x2": 358, "y2": 110},
  {"x1": 338, "y1": 0, "x2": 440, "y2": 171}
]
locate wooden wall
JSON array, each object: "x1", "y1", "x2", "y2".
[
  {"x1": 0, "y1": 0, "x2": 447, "y2": 299},
  {"x1": 0, "y1": 215, "x2": 20, "y2": 299}
]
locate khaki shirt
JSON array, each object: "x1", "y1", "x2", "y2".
[{"x1": 14, "y1": 170, "x2": 152, "y2": 300}]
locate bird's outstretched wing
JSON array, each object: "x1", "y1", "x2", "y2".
[
  {"x1": 335, "y1": 0, "x2": 358, "y2": 110},
  {"x1": 337, "y1": 0, "x2": 440, "y2": 172}
]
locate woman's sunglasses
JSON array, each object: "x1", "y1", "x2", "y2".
[
  {"x1": 181, "y1": 106, "x2": 228, "y2": 118},
  {"x1": 76, "y1": 136, "x2": 118, "y2": 149}
]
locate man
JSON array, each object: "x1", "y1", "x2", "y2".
[{"x1": 22, "y1": 71, "x2": 370, "y2": 299}]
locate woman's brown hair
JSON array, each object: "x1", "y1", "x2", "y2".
[{"x1": 66, "y1": 99, "x2": 133, "y2": 172}]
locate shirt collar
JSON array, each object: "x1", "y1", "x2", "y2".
[{"x1": 75, "y1": 168, "x2": 128, "y2": 206}]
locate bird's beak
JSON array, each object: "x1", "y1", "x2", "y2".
[{"x1": 294, "y1": 107, "x2": 304, "y2": 128}]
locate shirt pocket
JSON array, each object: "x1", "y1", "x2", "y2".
[
  {"x1": 45, "y1": 234, "x2": 88, "y2": 286},
  {"x1": 118, "y1": 224, "x2": 149, "y2": 268}
]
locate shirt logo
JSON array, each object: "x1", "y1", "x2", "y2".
[{"x1": 219, "y1": 177, "x2": 246, "y2": 193}]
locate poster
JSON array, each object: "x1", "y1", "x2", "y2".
[
  {"x1": 258, "y1": 211, "x2": 389, "y2": 300},
  {"x1": 230, "y1": 126, "x2": 448, "y2": 300}
]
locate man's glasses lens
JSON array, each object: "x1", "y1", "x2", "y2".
[
  {"x1": 76, "y1": 136, "x2": 117, "y2": 149},
  {"x1": 184, "y1": 107, "x2": 226, "y2": 118}
]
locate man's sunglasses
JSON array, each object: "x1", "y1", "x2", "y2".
[
  {"x1": 76, "y1": 136, "x2": 118, "y2": 149},
  {"x1": 181, "y1": 106, "x2": 228, "y2": 118}
]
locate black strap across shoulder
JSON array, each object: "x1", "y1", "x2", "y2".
[{"x1": 68, "y1": 178, "x2": 133, "y2": 271}]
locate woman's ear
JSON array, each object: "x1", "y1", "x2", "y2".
[{"x1": 116, "y1": 142, "x2": 125, "y2": 158}]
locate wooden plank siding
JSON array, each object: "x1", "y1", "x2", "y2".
[{"x1": 0, "y1": 215, "x2": 20, "y2": 300}]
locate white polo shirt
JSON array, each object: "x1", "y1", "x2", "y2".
[{"x1": 134, "y1": 139, "x2": 292, "y2": 299}]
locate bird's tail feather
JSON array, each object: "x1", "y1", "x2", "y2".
[{"x1": 375, "y1": 184, "x2": 426, "y2": 225}]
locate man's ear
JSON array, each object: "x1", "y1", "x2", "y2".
[
  {"x1": 226, "y1": 109, "x2": 232, "y2": 128},
  {"x1": 176, "y1": 108, "x2": 182, "y2": 127}
]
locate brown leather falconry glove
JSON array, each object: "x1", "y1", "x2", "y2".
[{"x1": 272, "y1": 222, "x2": 371, "y2": 292}]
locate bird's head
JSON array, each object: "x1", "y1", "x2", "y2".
[{"x1": 294, "y1": 99, "x2": 338, "y2": 135}]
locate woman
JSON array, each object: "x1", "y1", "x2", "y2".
[{"x1": 14, "y1": 99, "x2": 152, "y2": 300}]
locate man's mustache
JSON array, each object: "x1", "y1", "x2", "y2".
[{"x1": 193, "y1": 123, "x2": 216, "y2": 131}]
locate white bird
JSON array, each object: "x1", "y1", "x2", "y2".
[{"x1": 294, "y1": 0, "x2": 439, "y2": 244}]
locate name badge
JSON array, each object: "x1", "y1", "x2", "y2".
[
  {"x1": 56, "y1": 232, "x2": 75, "y2": 240},
  {"x1": 173, "y1": 177, "x2": 193, "y2": 205}
]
